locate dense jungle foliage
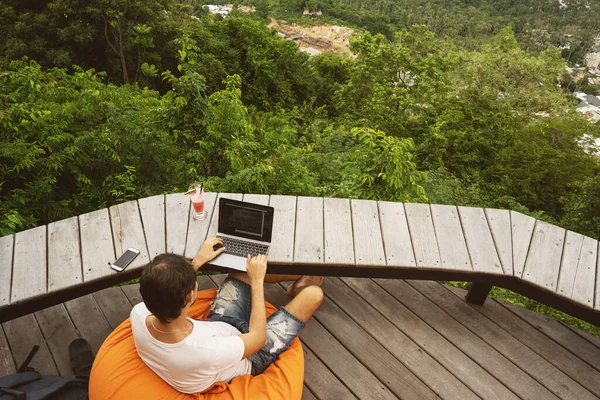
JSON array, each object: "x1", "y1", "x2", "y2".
[{"x1": 1, "y1": 0, "x2": 600, "y2": 333}]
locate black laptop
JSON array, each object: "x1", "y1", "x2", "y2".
[{"x1": 208, "y1": 198, "x2": 274, "y2": 271}]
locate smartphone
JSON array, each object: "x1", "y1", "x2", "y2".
[{"x1": 110, "y1": 248, "x2": 140, "y2": 272}]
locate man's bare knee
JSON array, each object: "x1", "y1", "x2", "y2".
[{"x1": 298, "y1": 285, "x2": 324, "y2": 306}]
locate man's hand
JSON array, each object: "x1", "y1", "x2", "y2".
[
  {"x1": 246, "y1": 254, "x2": 267, "y2": 283},
  {"x1": 192, "y1": 237, "x2": 225, "y2": 271}
]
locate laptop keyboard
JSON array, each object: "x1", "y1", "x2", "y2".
[{"x1": 217, "y1": 235, "x2": 269, "y2": 257}]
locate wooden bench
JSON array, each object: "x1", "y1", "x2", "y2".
[{"x1": 1, "y1": 192, "x2": 599, "y2": 326}]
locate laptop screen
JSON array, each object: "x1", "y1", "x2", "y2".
[{"x1": 218, "y1": 198, "x2": 274, "y2": 242}]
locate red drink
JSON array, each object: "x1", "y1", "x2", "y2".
[
  {"x1": 188, "y1": 185, "x2": 207, "y2": 220},
  {"x1": 192, "y1": 198, "x2": 204, "y2": 214}
]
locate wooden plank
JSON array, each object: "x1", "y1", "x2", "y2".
[
  {"x1": 165, "y1": 192, "x2": 190, "y2": 256},
  {"x1": 458, "y1": 206, "x2": 503, "y2": 275},
  {"x1": 484, "y1": 208, "x2": 513, "y2": 275},
  {"x1": 325, "y1": 278, "x2": 487, "y2": 399},
  {"x1": 3, "y1": 314, "x2": 58, "y2": 375},
  {"x1": 302, "y1": 386, "x2": 318, "y2": 400},
  {"x1": 595, "y1": 240, "x2": 600, "y2": 311},
  {"x1": 404, "y1": 203, "x2": 441, "y2": 269},
  {"x1": 80, "y1": 208, "x2": 116, "y2": 282},
  {"x1": 377, "y1": 201, "x2": 416, "y2": 268},
  {"x1": 0, "y1": 235, "x2": 14, "y2": 306},
  {"x1": 323, "y1": 198, "x2": 354, "y2": 265},
  {"x1": 268, "y1": 195, "x2": 297, "y2": 264},
  {"x1": 430, "y1": 204, "x2": 471, "y2": 271},
  {"x1": 522, "y1": 221, "x2": 565, "y2": 291},
  {"x1": 497, "y1": 299, "x2": 600, "y2": 373},
  {"x1": 0, "y1": 325, "x2": 16, "y2": 376},
  {"x1": 262, "y1": 282, "x2": 430, "y2": 400},
  {"x1": 209, "y1": 274, "x2": 227, "y2": 287},
  {"x1": 445, "y1": 285, "x2": 600, "y2": 397},
  {"x1": 374, "y1": 279, "x2": 559, "y2": 400},
  {"x1": 511, "y1": 211, "x2": 536, "y2": 278},
  {"x1": 35, "y1": 304, "x2": 81, "y2": 376},
  {"x1": 351, "y1": 200, "x2": 386, "y2": 266},
  {"x1": 557, "y1": 232, "x2": 597, "y2": 307},
  {"x1": 207, "y1": 193, "x2": 244, "y2": 238},
  {"x1": 303, "y1": 347, "x2": 356, "y2": 400},
  {"x1": 47, "y1": 217, "x2": 82, "y2": 292},
  {"x1": 294, "y1": 197, "x2": 324, "y2": 264},
  {"x1": 121, "y1": 283, "x2": 143, "y2": 306},
  {"x1": 184, "y1": 192, "x2": 218, "y2": 259},
  {"x1": 93, "y1": 287, "x2": 133, "y2": 329},
  {"x1": 110, "y1": 200, "x2": 150, "y2": 271},
  {"x1": 64, "y1": 295, "x2": 113, "y2": 355},
  {"x1": 242, "y1": 193, "x2": 270, "y2": 205},
  {"x1": 11, "y1": 226, "x2": 46, "y2": 303},
  {"x1": 197, "y1": 275, "x2": 217, "y2": 291},
  {"x1": 342, "y1": 278, "x2": 518, "y2": 400},
  {"x1": 565, "y1": 324, "x2": 600, "y2": 351},
  {"x1": 406, "y1": 279, "x2": 594, "y2": 400},
  {"x1": 138, "y1": 195, "x2": 166, "y2": 259}
]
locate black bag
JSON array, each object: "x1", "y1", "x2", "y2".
[{"x1": 0, "y1": 345, "x2": 90, "y2": 400}]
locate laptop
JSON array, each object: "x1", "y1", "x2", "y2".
[{"x1": 208, "y1": 198, "x2": 274, "y2": 271}]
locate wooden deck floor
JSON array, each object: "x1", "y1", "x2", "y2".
[{"x1": 1, "y1": 276, "x2": 600, "y2": 400}]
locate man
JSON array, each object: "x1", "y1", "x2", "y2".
[{"x1": 130, "y1": 237, "x2": 324, "y2": 394}]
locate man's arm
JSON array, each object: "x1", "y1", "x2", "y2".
[
  {"x1": 239, "y1": 255, "x2": 267, "y2": 359},
  {"x1": 191, "y1": 237, "x2": 225, "y2": 271}
]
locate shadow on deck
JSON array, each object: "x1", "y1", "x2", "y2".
[{"x1": 1, "y1": 276, "x2": 600, "y2": 400}]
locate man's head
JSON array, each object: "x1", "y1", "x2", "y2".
[{"x1": 139, "y1": 254, "x2": 197, "y2": 324}]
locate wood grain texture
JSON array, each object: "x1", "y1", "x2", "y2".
[
  {"x1": 410, "y1": 280, "x2": 593, "y2": 400},
  {"x1": 404, "y1": 203, "x2": 441, "y2": 269},
  {"x1": 377, "y1": 201, "x2": 416, "y2": 268},
  {"x1": 430, "y1": 204, "x2": 471, "y2": 271},
  {"x1": 458, "y1": 207, "x2": 503, "y2": 275},
  {"x1": 80, "y1": 208, "x2": 115, "y2": 282},
  {"x1": 511, "y1": 211, "x2": 536, "y2": 278},
  {"x1": 64, "y1": 295, "x2": 112, "y2": 354},
  {"x1": 138, "y1": 195, "x2": 166, "y2": 259},
  {"x1": 301, "y1": 386, "x2": 318, "y2": 400},
  {"x1": 242, "y1": 193, "x2": 270, "y2": 205},
  {"x1": 109, "y1": 200, "x2": 150, "y2": 271},
  {"x1": 3, "y1": 315, "x2": 58, "y2": 375},
  {"x1": 165, "y1": 193, "x2": 190, "y2": 256},
  {"x1": 325, "y1": 278, "x2": 482, "y2": 400},
  {"x1": 351, "y1": 200, "x2": 386, "y2": 266},
  {"x1": 294, "y1": 197, "x2": 324, "y2": 264},
  {"x1": 484, "y1": 208, "x2": 513, "y2": 276},
  {"x1": 207, "y1": 193, "x2": 244, "y2": 238},
  {"x1": 263, "y1": 283, "x2": 405, "y2": 400},
  {"x1": 496, "y1": 298, "x2": 600, "y2": 374},
  {"x1": 597, "y1": 240, "x2": 600, "y2": 311},
  {"x1": 35, "y1": 304, "x2": 81, "y2": 376},
  {"x1": 47, "y1": 217, "x2": 82, "y2": 292},
  {"x1": 522, "y1": 221, "x2": 566, "y2": 291},
  {"x1": 93, "y1": 287, "x2": 133, "y2": 329},
  {"x1": 342, "y1": 277, "x2": 518, "y2": 400},
  {"x1": 0, "y1": 235, "x2": 14, "y2": 306},
  {"x1": 121, "y1": 283, "x2": 143, "y2": 306},
  {"x1": 268, "y1": 195, "x2": 296, "y2": 264},
  {"x1": 557, "y1": 232, "x2": 597, "y2": 308},
  {"x1": 303, "y1": 347, "x2": 357, "y2": 400},
  {"x1": 11, "y1": 226, "x2": 46, "y2": 303},
  {"x1": 323, "y1": 198, "x2": 354, "y2": 265},
  {"x1": 0, "y1": 325, "x2": 15, "y2": 376},
  {"x1": 445, "y1": 285, "x2": 600, "y2": 398},
  {"x1": 184, "y1": 192, "x2": 218, "y2": 259},
  {"x1": 374, "y1": 278, "x2": 554, "y2": 400}
]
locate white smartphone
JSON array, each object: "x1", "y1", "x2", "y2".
[{"x1": 110, "y1": 248, "x2": 140, "y2": 272}]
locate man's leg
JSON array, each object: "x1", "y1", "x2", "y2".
[{"x1": 282, "y1": 284, "x2": 324, "y2": 322}]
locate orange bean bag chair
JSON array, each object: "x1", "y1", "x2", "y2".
[{"x1": 89, "y1": 288, "x2": 304, "y2": 400}]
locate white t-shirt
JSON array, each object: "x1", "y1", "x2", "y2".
[{"x1": 130, "y1": 303, "x2": 253, "y2": 394}]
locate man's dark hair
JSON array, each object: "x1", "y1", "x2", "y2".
[{"x1": 139, "y1": 254, "x2": 196, "y2": 324}]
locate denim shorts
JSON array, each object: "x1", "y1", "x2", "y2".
[{"x1": 205, "y1": 277, "x2": 305, "y2": 375}]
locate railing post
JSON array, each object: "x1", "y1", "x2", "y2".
[{"x1": 465, "y1": 283, "x2": 493, "y2": 305}]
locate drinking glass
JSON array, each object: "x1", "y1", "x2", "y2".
[{"x1": 187, "y1": 183, "x2": 207, "y2": 221}]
